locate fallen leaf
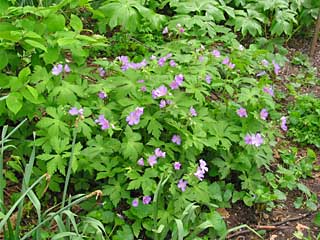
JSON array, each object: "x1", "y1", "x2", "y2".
[
  {"x1": 270, "y1": 234, "x2": 278, "y2": 240},
  {"x1": 217, "y1": 208, "x2": 230, "y2": 219}
]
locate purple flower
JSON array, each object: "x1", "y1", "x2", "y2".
[
  {"x1": 199, "y1": 56, "x2": 204, "y2": 62},
  {"x1": 252, "y1": 133, "x2": 264, "y2": 147},
  {"x1": 117, "y1": 56, "x2": 129, "y2": 65},
  {"x1": 169, "y1": 60, "x2": 177, "y2": 67},
  {"x1": 257, "y1": 71, "x2": 267, "y2": 77},
  {"x1": 244, "y1": 134, "x2": 253, "y2": 145},
  {"x1": 126, "y1": 107, "x2": 144, "y2": 126},
  {"x1": 152, "y1": 85, "x2": 168, "y2": 99},
  {"x1": 137, "y1": 158, "x2": 144, "y2": 166},
  {"x1": 170, "y1": 74, "x2": 184, "y2": 90},
  {"x1": 194, "y1": 167, "x2": 205, "y2": 181},
  {"x1": 190, "y1": 106, "x2": 197, "y2": 117},
  {"x1": 132, "y1": 198, "x2": 139, "y2": 207},
  {"x1": 263, "y1": 86, "x2": 274, "y2": 97},
  {"x1": 199, "y1": 159, "x2": 208, "y2": 172},
  {"x1": 69, "y1": 107, "x2": 83, "y2": 116},
  {"x1": 64, "y1": 64, "x2": 71, "y2": 73},
  {"x1": 95, "y1": 114, "x2": 110, "y2": 130},
  {"x1": 237, "y1": 108, "x2": 247, "y2": 118},
  {"x1": 98, "y1": 91, "x2": 107, "y2": 99},
  {"x1": 173, "y1": 162, "x2": 181, "y2": 170},
  {"x1": 162, "y1": 26, "x2": 168, "y2": 34},
  {"x1": 137, "y1": 79, "x2": 145, "y2": 83},
  {"x1": 148, "y1": 155, "x2": 157, "y2": 167},
  {"x1": 166, "y1": 53, "x2": 172, "y2": 59},
  {"x1": 159, "y1": 99, "x2": 167, "y2": 109},
  {"x1": 98, "y1": 67, "x2": 106, "y2": 77},
  {"x1": 177, "y1": 179, "x2": 187, "y2": 192},
  {"x1": 158, "y1": 57, "x2": 166, "y2": 67},
  {"x1": 261, "y1": 59, "x2": 269, "y2": 67},
  {"x1": 272, "y1": 60, "x2": 280, "y2": 75},
  {"x1": 154, "y1": 148, "x2": 166, "y2": 158},
  {"x1": 52, "y1": 64, "x2": 63, "y2": 76},
  {"x1": 175, "y1": 74, "x2": 184, "y2": 84},
  {"x1": 172, "y1": 134, "x2": 181, "y2": 145},
  {"x1": 228, "y1": 62, "x2": 235, "y2": 69},
  {"x1": 142, "y1": 196, "x2": 152, "y2": 204},
  {"x1": 260, "y1": 109, "x2": 268, "y2": 120},
  {"x1": 179, "y1": 27, "x2": 185, "y2": 33},
  {"x1": 194, "y1": 159, "x2": 208, "y2": 181},
  {"x1": 212, "y1": 50, "x2": 221, "y2": 58},
  {"x1": 280, "y1": 116, "x2": 287, "y2": 131},
  {"x1": 170, "y1": 80, "x2": 180, "y2": 90},
  {"x1": 141, "y1": 86, "x2": 147, "y2": 92},
  {"x1": 205, "y1": 74, "x2": 212, "y2": 84},
  {"x1": 244, "y1": 133, "x2": 264, "y2": 147},
  {"x1": 222, "y1": 57, "x2": 230, "y2": 65}
]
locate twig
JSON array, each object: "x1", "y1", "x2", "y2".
[{"x1": 227, "y1": 212, "x2": 313, "y2": 239}]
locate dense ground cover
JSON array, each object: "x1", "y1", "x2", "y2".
[{"x1": 0, "y1": 0, "x2": 319, "y2": 239}]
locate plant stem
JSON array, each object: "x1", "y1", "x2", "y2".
[
  {"x1": 310, "y1": 10, "x2": 320, "y2": 57},
  {"x1": 61, "y1": 126, "x2": 78, "y2": 208}
]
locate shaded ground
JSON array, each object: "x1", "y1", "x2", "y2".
[{"x1": 225, "y1": 37, "x2": 320, "y2": 239}]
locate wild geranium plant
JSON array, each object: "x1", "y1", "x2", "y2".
[{"x1": 32, "y1": 36, "x2": 290, "y2": 238}]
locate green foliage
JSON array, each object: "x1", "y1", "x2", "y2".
[
  {"x1": 0, "y1": 1, "x2": 318, "y2": 239},
  {"x1": 288, "y1": 95, "x2": 320, "y2": 147}
]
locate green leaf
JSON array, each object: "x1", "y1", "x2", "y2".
[
  {"x1": 70, "y1": 14, "x2": 83, "y2": 32},
  {"x1": 6, "y1": 92, "x2": 23, "y2": 114},
  {"x1": 24, "y1": 39, "x2": 47, "y2": 52},
  {"x1": 0, "y1": 50, "x2": 8, "y2": 70},
  {"x1": 44, "y1": 14, "x2": 66, "y2": 32},
  {"x1": 313, "y1": 213, "x2": 320, "y2": 227},
  {"x1": 42, "y1": 47, "x2": 59, "y2": 64}
]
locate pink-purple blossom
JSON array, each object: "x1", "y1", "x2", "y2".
[
  {"x1": 261, "y1": 59, "x2": 269, "y2": 67},
  {"x1": 260, "y1": 109, "x2": 268, "y2": 120},
  {"x1": 126, "y1": 107, "x2": 144, "y2": 126},
  {"x1": 244, "y1": 133, "x2": 264, "y2": 147},
  {"x1": 152, "y1": 85, "x2": 168, "y2": 99},
  {"x1": 159, "y1": 99, "x2": 167, "y2": 109},
  {"x1": 194, "y1": 159, "x2": 208, "y2": 181},
  {"x1": 52, "y1": 64, "x2": 63, "y2": 76},
  {"x1": 148, "y1": 155, "x2": 157, "y2": 167},
  {"x1": 280, "y1": 116, "x2": 287, "y2": 131},
  {"x1": 162, "y1": 26, "x2": 168, "y2": 34},
  {"x1": 212, "y1": 50, "x2": 221, "y2": 58},
  {"x1": 98, "y1": 67, "x2": 106, "y2": 77},
  {"x1": 137, "y1": 158, "x2": 144, "y2": 166},
  {"x1": 190, "y1": 106, "x2": 197, "y2": 117},
  {"x1": 142, "y1": 196, "x2": 152, "y2": 204},
  {"x1": 237, "y1": 108, "x2": 248, "y2": 118},
  {"x1": 170, "y1": 74, "x2": 184, "y2": 90},
  {"x1": 132, "y1": 198, "x2": 139, "y2": 207},
  {"x1": 117, "y1": 56, "x2": 147, "y2": 71},
  {"x1": 263, "y1": 86, "x2": 274, "y2": 97},
  {"x1": 154, "y1": 148, "x2": 166, "y2": 158},
  {"x1": 169, "y1": 60, "x2": 177, "y2": 67},
  {"x1": 199, "y1": 56, "x2": 204, "y2": 62},
  {"x1": 98, "y1": 91, "x2": 107, "y2": 99},
  {"x1": 140, "y1": 86, "x2": 147, "y2": 92},
  {"x1": 69, "y1": 107, "x2": 83, "y2": 116},
  {"x1": 172, "y1": 134, "x2": 181, "y2": 145},
  {"x1": 64, "y1": 64, "x2": 71, "y2": 73},
  {"x1": 95, "y1": 114, "x2": 110, "y2": 130},
  {"x1": 272, "y1": 60, "x2": 280, "y2": 75},
  {"x1": 205, "y1": 74, "x2": 212, "y2": 84},
  {"x1": 173, "y1": 162, "x2": 181, "y2": 170},
  {"x1": 177, "y1": 179, "x2": 187, "y2": 192}
]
